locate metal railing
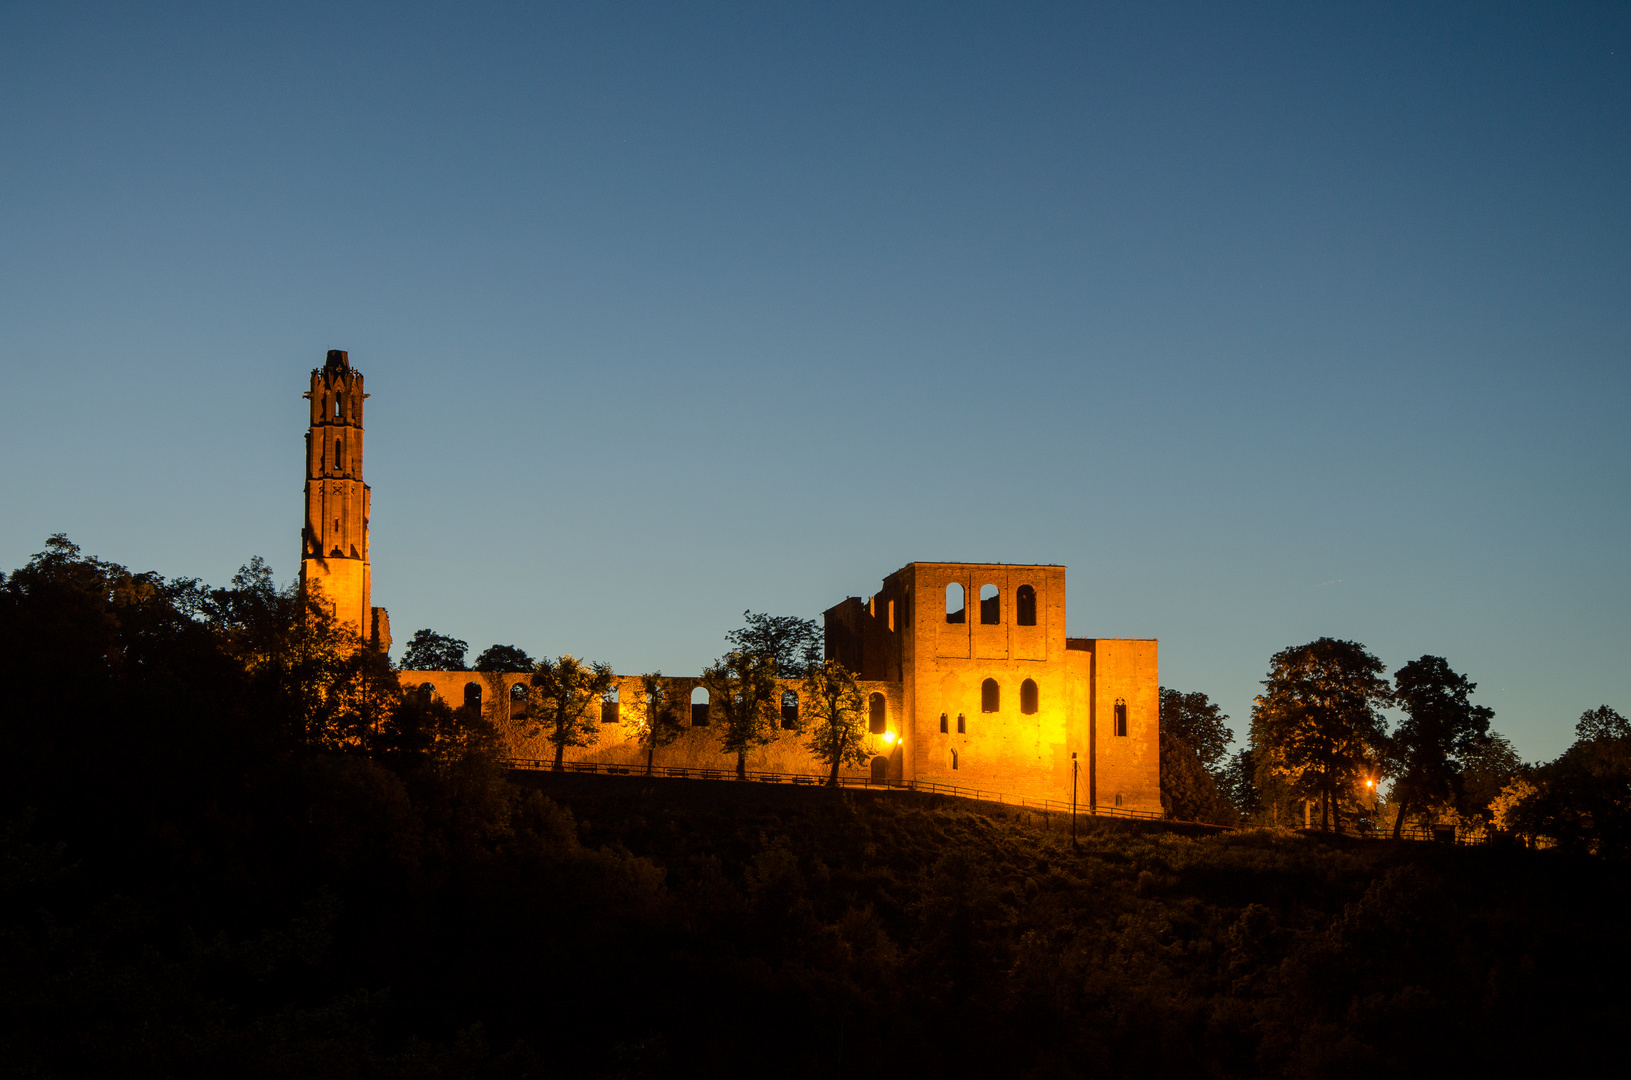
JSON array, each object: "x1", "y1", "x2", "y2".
[{"x1": 501, "y1": 757, "x2": 1175, "y2": 822}]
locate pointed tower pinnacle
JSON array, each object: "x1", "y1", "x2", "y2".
[{"x1": 299, "y1": 350, "x2": 388, "y2": 649}]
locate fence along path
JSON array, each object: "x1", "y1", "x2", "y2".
[{"x1": 501, "y1": 756, "x2": 1193, "y2": 824}]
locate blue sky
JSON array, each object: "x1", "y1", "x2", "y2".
[{"x1": 2, "y1": 2, "x2": 1626, "y2": 761}]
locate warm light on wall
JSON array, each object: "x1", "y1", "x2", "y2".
[{"x1": 881, "y1": 730, "x2": 897, "y2": 744}]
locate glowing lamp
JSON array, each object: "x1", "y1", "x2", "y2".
[{"x1": 881, "y1": 730, "x2": 897, "y2": 744}]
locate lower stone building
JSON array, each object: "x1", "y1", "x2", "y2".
[{"x1": 400, "y1": 562, "x2": 1158, "y2": 814}]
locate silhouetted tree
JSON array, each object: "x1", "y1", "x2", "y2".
[
  {"x1": 1158, "y1": 688, "x2": 1237, "y2": 822},
  {"x1": 204, "y1": 558, "x2": 374, "y2": 749},
  {"x1": 1250, "y1": 638, "x2": 1391, "y2": 833},
  {"x1": 1159, "y1": 687, "x2": 1234, "y2": 772},
  {"x1": 1220, "y1": 748, "x2": 1263, "y2": 820},
  {"x1": 379, "y1": 679, "x2": 498, "y2": 773},
  {"x1": 726, "y1": 611, "x2": 823, "y2": 677},
  {"x1": 1388, "y1": 655, "x2": 1495, "y2": 838},
  {"x1": 1501, "y1": 706, "x2": 1631, "y2": 855},
  {"x1": 474, "y1": 643, "x2": 535, "y2": 672},
  {"x1": 402, "y1": 628, "x2": 468, "y2": 670},
  {"x1": 801, "y1": 658, "x2": 870, "y2": 786},
  {"x1": 632, "y1": 672, "x2": 684, "y2": 775},
  {"x1": 701, "y1": 649, "x2": 782, "y2": 779},
  {"x1": 530, "y1": 655, "x2": 616, "y2": 771},
  {"x1": 1459, "y1": 731, "x2": 1524, "y2": 821},
  {"x1": 1575, "y1": 705, "x2": 1631, "y2": 742}
]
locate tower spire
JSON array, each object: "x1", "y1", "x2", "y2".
[{"x1": 299, "y1": 349, "x2": 387, "y2": 648}]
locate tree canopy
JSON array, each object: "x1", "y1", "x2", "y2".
[
  {"x1": 474, "y1": 643, "x2": 536, "y2": 672},
  {"x1": 726, "y1": 611, "x2": 823, "y2": 678},
  {"x1": 800, "y1": 658, "x2": 870, "y2": 786},
  {"x1": 1387, "y1": 655, "x2": 1494, "y2": 838},
  {"x1": 1159, "y1": 687, "x2": 1234, "y2": 772},
  {"x1": 701, "y1": 649, "x2": 783, "y2": 779},
  {"x1": 630, "y1": 672, "x2": 684, "y2": 775},
  {"x1": 529, "y1": 655, "x2": 615, "y2": 771},
  {"x1": 401, "y1": 628, "x2": 469, "y2": 670},
  {"x1": 1250, "y1": 637, "x2": 1391, "y2": 832}
]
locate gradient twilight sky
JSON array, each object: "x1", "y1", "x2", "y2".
[{"x1": 2, "y1": 2, "x2": 1626, "y2": 760}]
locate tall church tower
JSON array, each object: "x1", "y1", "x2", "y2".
[{"x1": 300, "y1": 350, "x2": 388, "y2": 649}]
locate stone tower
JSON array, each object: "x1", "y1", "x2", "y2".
[{"x1": 300, "y1": 350, "x2": 388, "y2": 649}]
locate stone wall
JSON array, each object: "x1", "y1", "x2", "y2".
[{"x1": 399, "y1": 670, "x2": 903, "y2": 778}]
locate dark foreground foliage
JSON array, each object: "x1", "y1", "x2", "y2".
[{"x1": 2, "y1": 538, "x2": 1628, "y2": 1077}]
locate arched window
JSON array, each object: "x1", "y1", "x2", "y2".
[
  {"x1": 510, "y1": 681, "x2": 529, "y2": 717},
  {"x1": 957, "y1": 712, "x2": 966, "y2": 734},
  {"x1": 939, "y1": 712, "x2": 948, "y2": 733},
  {"x1": 418, "y1": 681, "x2": 435, "y2": 702},
  {"x1": 870, "y1": 756, "x2": 889, "y2": 783},
  {"x1": 464, "y1": 682, "x2": 482, "y2": 711},
  {"x1": 945, "y1": 583, "x2": 965, "y2": 623},
  {"x1": 1020, "y1": 678, "x2": 1039, "y2": 714},
  {"x1": 951, "y1": 748, "x2": 959, "y2": 770},
  {"x1": 691, "y1": 685, "x2": 710, "y2": 726},
  {"x1": 602, "y1": 685, "x2": 620, "y2": 724},
  {"x1": 979, "y1": 584, "x2": 1000, "y2": 624},
  {"x1": 334, "y1": 439, "x2": 343, "y2": 470},
  {"x1": 981, "y1": 678, "x2": 999, "y2": 713},
  {"x1": 781, "y1": 689, "x2": 799, "y2": 729},
  {"x1": 335, "y1": 393, "x2": 343, "y2": 418},
  {"x1": 1114, "y1": 697, "x2": 1128, "y2": 737},
  {"x1": 1016, "y1": 584, "x2": 1037, "y2": 626},
  {"x1": 869, "y1": 692, "x2": 887, "y2": 734}
]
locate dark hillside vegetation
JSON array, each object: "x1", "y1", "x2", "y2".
[{"x1": 2, "y1": 537, "x2": 1628, "y2": 1078}]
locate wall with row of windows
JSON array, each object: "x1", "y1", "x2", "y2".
[
  {"x1": 420, "y1": 680, "x2": 897, "y2": 735},
  {"x1": 943, "y1": 582, "x2": 1038, "y2": 626}
]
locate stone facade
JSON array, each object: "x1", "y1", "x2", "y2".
[
  {"x1": 399, "y1": 670, "x2": 903, "y2": 779},
  {"x1": 824, "y1": 563, "x2": 1160, "y2": 812},
  {"x1": 299, "y1": 350, "x2": 389, "y2": 650}
]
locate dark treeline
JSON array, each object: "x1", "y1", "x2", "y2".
[
  {"x1": 1159, "y1": 639, "x2": 1629, "y2": 856},
  {"x1": 2, "y1": 537, "x2": 1628, "y2": 1076}
]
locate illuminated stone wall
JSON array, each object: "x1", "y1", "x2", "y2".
[
  {"x1": 299, "y1": 350, "x2": 376, "y2": 640},
  {"x1": 825, "y1": 562, "x2": 1160, "y2": 812},
  {"x1": 398, "y1": 670, "x2": 904, "y2": 778}
]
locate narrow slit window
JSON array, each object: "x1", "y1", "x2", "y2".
[
  {"x1": 979, "y1": 584, "x2": 1000, "y2": 624},
  {"x1": 887, "y1": 599, "x2": 896, "y2": 631},
  {"x1": 335, "y1": 439, "x2": 343, "y2": 469},
  {"x1": 781, "y1": 689, "x2": 799, "y2": 729},
  {"x1": 981, "y1": 678, "x2": 999, "y2": 713},
  {"x1": 869, "y1": 692, "x2": 887, "y2": 734},
  {"x1": 1016, "y1": 584, "x2": 1037, "y2": 626},
  {"x1": 1114, "y1": 697, "x2": 1128, "y2": 737},
  {"x1": 1020, "y1": 679, "x2": 1039, "y2": 715},
  {"x1": 945, "y1": 582, "x2": 965, "y2": 623},
  {"x1": 951, "y1": 748, "x2": 959, "y2": 770},
  {"x1": 939, "y1": 712, "x2": 948, "y2": 733},
  {"x1": 335, "y1": 394, "x2": 343, "y2": 418},
  {"x1": 957, "y1": 712, "x2": 966, "y2": 734}
]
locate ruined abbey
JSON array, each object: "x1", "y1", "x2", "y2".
[{"x1": 300, "y1": 350, "x2": 1160, "y2": 812}]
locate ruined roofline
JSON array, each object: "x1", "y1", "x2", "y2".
[{"x1": 896, "y1": 561, "x2": 1064, "y2": 570}]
